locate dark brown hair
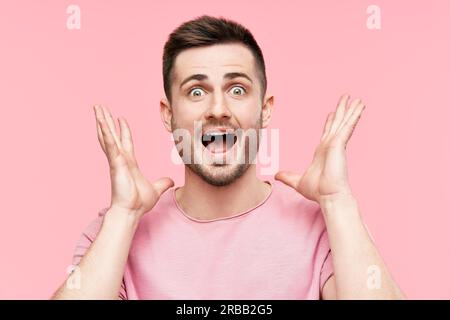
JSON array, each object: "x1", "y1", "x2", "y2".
[{"x1": 162, "y1": 15, "x2": 267, "y2": 103}]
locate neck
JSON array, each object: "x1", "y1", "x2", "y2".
[{"x1": 175, "y1": 165, "x2": 271, "y2": 221}]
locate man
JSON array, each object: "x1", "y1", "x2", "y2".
[{"x1": 52, "y1": 15, "x2": 404, "y2": 299}]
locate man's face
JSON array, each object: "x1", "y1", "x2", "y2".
[{"x1": 161, "y1": 43, "x2": 272, "y2": 186}]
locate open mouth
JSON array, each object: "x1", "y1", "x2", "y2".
[{"x1": 201, "y1": 131, "x2": 237, "y2": 154}]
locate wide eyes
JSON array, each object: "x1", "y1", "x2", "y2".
[
  {"x1": 188, "y1": 85, "x2": 246, "y2": 98},
  {"x1": 190, "y1": 88, "x2": 205, "y2": 97},
  {"x1": 230, "y1": 86, "x2": 246, "y2": 95}
]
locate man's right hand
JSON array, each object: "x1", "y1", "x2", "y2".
[{"x1": 93, "y1": 105, "x2": 174, "y2": 220}]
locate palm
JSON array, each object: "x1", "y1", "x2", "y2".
[
  {"x1": 94, "y1": 105, "x2": 173, "y2": 217},
  {"x1": 276, "y1": 95, "x2": 365, "y2": 203},
  {"x1": 297, "y1": 140, "x2": 350, "y2": 201},
  {"x1": 111, "y1": 157, "x2": 160, "y2": 213}
]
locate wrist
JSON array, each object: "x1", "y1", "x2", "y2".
[
  {"x1": 319, "y1": 192, "x2": 360, "y2": 220},
  {"x1": 319, "y1": 191, "x2": 356, "y2": 204},
  {"x1": 103, "y1": 206, "x2": 141, "y2": 232}
]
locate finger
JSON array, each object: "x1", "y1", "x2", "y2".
[
  {"x1": 118, "y1": 117, "x2": 135, "y2": 155},
  {"x1": 118, "y1": 117, "x2": 139, "y2": 170},
  {"x1": 96, "y1": 121, "x2": 106, "y2": 152},
  {"x1": 321, "y1": 112, "x2": 334, "y2": 141},
  {"x1": 100, "y1": 106, "x2": 123, "y2": 151},
  {"x1": 97, "y1": 115, "x2": 122, "y2": 165},
  {"x1": 152, "y1": 177, "x2": 175, "y2": 197},
  {"x1": 94, "y1": 106, "x2": 106, "y2": 152},
  {"x1": 337, "y1": 98, "x2": 361, "y2": 133},
  {"x1": 274, "y1": 171, "x2": 302, "y2": 191},
  {"x1": 339, "y1": 103, "x2": 366, "y2": 145},
  {"x1": 329, "y1": 94, "x2": 350, "y2": 136}
]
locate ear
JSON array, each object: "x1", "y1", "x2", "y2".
[
  {"x1": 160, "y1": 97, "x2": 173, "y2": 133},
  {"x1": 261, "y1": 94, "x2": 274, "y2": 128}
]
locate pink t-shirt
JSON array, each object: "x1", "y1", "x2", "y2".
[{"x1": 71, "y1": 180, "x2": 334, "y2": 299}]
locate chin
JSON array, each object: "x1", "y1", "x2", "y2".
[{"x1": 187, "y1": 162, "x2": 250, "y2": 187}]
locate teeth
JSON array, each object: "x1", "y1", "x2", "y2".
[
  {"x1": 204, "y1": 131, "x2": 234, "y2": 137},
  {"x1": 205, "y1": 132, "x2": 224, "y2": 137},
  {"x1": 201, "y1": 131, "x2": 237, "y2": 148}
]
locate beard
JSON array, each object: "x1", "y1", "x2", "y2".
[{"x1": 171, "y1": 114, "x2": 262, "y2": 187}]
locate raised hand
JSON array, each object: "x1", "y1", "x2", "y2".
[
  {"x1": 93, "y1": 105, "x2": 174, "y2": 219},
  {"x1": 275, "y1": 94, "x2": 365, "y2": 203}
]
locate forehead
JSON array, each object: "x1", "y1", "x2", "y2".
[{"x1": 172, "y1": 43, "x2": 256, "y2": 83}]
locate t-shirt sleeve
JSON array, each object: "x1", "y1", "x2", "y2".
[
  {"x1": 318, "y1": 229, "x2": 334, "y2": 295},
  {"x1": 319, "y1": 248, "x2": 334, "y2": 293},
  {"x1": 71, "y1": 207, "x2": 128, "y2": 300}
]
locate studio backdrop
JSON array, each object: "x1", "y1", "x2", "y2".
[{"x1": 0, "y1": 0, "x2": 449, "y2": 299}]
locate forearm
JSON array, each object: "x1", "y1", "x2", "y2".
[
  {"x1": 320, "y1": 194, "x2": 405, "y2": 299},
  {"x1": 51, "y1": 207, "x2": 139, "y2": 300}
]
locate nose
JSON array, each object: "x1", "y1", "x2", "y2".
[{"x1": 204, "y1": 93, "x2": 232, "y2": 120}]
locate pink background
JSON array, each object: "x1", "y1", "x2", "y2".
[{"x1": 0, "y1": 0, "x2": 449, "y2": 299}]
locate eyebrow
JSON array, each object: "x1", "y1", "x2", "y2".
[{"x1": 179, "y1": 72, "x2": 253, "y2": 89}]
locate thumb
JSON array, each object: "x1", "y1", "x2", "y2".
[
  {"x1": 152, "y1": 177, "x2": 175, "y2": 198},
  {"x1": 274, "y1": 171, "x2": 302, "y2": 191}
]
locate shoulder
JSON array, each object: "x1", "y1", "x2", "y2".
[
  {"x1": 270, "y1": 180, "x2": 326, "y2": 229},
  {"x1": 271, "y1": 180, "x2": 322, "y2": 216},
  {"x1": 79, "y1": 207, "x2": 109, "y2": 242}
]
